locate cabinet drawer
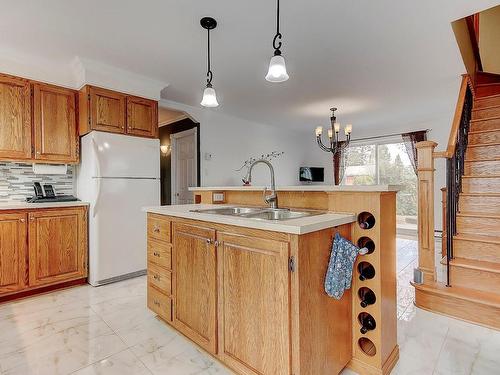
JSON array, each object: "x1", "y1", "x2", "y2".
[
  {"x1": 148, "y1": 214, "x2": 171, "y2": 243},
  {"x1": 148, "y1": 285, "x2": 172, "y2": 322},
  {"x1": 147, "y1": 239, "x2": 172, "y2": 269},
  {"x1": 148, "y1": 263, "x2": 172, "y2": 295}
]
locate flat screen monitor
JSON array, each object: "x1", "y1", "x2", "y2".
[{"x1": 299, "y1": 167, "x2": 324, "y2": 182}]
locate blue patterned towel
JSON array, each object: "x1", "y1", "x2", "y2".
[{"x1": 324, "y1": 233, "x2": 363, "y2": 299}]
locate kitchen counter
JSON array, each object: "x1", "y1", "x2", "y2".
[
  {"x1": 189, "y1": 184, "x2": 400, "y2": 192},
  {"x1": 0, "y1": 201, "x2": 90, "y2": 210},
  {"x1": 143, "y1": 204, "x2": 356, "y2": 235}
]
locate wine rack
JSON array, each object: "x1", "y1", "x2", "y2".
[{"x1": 329, "y1": 193, "x2": 398, "y2": 375}]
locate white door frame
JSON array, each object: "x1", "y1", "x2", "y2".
[{"x1": 171, "y1": 127, "x2": 198, "y2": 204}]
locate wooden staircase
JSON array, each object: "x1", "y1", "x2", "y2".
[{"x1": 414, "y1": 77, "x2": 500, "y2": 330}]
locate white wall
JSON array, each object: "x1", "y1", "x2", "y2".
[{"x1": 160, "y1": 100, "x2": 311, "y2": 188}]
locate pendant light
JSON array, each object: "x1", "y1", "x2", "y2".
[
  {"x1": 200, "y1": 17, "x2": 219, "y2": 107},
  {"x1": 265, "y1": 0, "x2": 289, "y2": 82}
]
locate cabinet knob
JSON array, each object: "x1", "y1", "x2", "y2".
[
  {"x1": 153, "y1": 225, "x2": 160, "y2": 233},
  {"x1": 153, "y1": 251, "x2": 160, "y2": 257},
  {"x1": 206, "y1": 238, "x2": 213, "y2": 244},
  {"x1": 154, "y1": 300, "x2": 160, "y2": 306},
  {"x1": 153, "y1": 274, "x2": 160, "y2": 281},
  {"x1": 19, "y1": 218, "x2": 25, "y2": 223}
]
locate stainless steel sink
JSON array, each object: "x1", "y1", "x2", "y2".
[{"x1": 189, "y1": 206, "x2": 325, "y2": 221}]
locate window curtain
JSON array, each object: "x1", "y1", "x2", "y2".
[
  {"x1": 401, "y1": 130, "x2": 427, "y2": 174},
  {"x1": 333, "y1": 141, "x2": 347, "y2": 185}
]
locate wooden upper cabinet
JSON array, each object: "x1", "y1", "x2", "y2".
[
  {"x1": 28, "y1": 208, "x2": 87, "y2": 287},
  {"x1": 217, "y1": 232, "x2": 291, "y2": 375},
  {"x1": 127, "y1": 96, "x2": 158, "y2": 138},
  {"x1": 173, "y1": 222, "x2": 217, "y2": 354},
  {"x1": 89, "y1": 86, "x2": 126, "y2": 134},
  {"x1": 79, "y1": 85, "x2": 158, "y2": 138},
  {"x1": 0, "y1": 213, "x2": 27, "y2": 295},
  {"x1": 33, "y1": 83, "x2": 78, "y2": 163},
  {"x1": 0, "y1": 74, "x2": 31, "y2": 160}
]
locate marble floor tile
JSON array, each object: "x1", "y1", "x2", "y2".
[{"x1": 72, "y1": 349, "x2": 152, "y2": 375}]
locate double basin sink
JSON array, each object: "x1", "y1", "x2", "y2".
[{"x1": 189, "y1": 206, "x2": 325, "y2": 221}]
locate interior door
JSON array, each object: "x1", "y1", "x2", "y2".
[
  {"x1": 173, "y1": 222, "x2": 217, "y2": 354},
  {"x1": 89, "y1": 86, "x2": 126, "y2": 134},
  {"x1": 0, "y1": 213, "x2": 27, "y2": 295},
  {"x1": 0, "y1": 74, "x2": 31, "y2": 160},
  {"x1": 33, "y1": 83, "x2": 78, "y2": 163},
  {"x1": 126, "y1": 96, "x2": 158, "y2": 138},
  {"x1": 28, "y1": 208, "x2": 87, "y2": 287},
  {"x1": 171, "y1": 128, "x2": 197, "y2": 204},
  {"x1": 217, "y1": 232, "x2": 291, "y2": 375}
]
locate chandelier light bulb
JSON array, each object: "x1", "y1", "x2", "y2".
[
  {"x1": 334, "y1": 122, "x2": 340, "y2": 133},
  {"x1": 328, "y1": 129, "x2": 333, "y2": 138},
  {"x1": 315, "y1": 126, "x2": 323, "y2": 136},
  {"x1": 265, "y1": 55, "x2": 289, "y2": 83}
]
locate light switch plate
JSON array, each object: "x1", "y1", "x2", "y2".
[{"x1": 212, "y1": 192, "x2": 225, "y2": 203}]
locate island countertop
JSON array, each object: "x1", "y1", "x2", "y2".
[
  {"x1": 143, "y1": 204, "x2": 356, "y2": 235},
  {"x1": 189, "y1": 185, "x2": 399, "y2": 192}
]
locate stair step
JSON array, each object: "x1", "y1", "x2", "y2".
[
  {"x1": 457, "y1": 213, "x2": 500, "y2": 237},
  {"x1": 464, "y1": 158, "x2": 500, "y2": 176},
  {"x1": 476, "y1": 83, "x2": 500, "y2": 98},
  {"x1": 468, "y1": 129, "x2": 500, "y2": 145},
  {"x1": 466, "y1": 143, "x2": 500, "y2": 160},
  {"x1": 460, "y1": 192, "x2": 500, "y2": 213},
  {"x1": 449, "y1": 258, "x2": 500, "y2": 294},
  {"x1": 470, "y1": 116, "x2": 500, "y2": 132},
  {"x1": 413, "y1": 282, "x2": 500, "y2": 330},
  {"x1": 474, "y1": 94, "x2": 500, "y2": 109},
  {"x1": 454, "y1": 234, "x2": 500, "y2": 263},
  {"x1": 472, "y1": 105, "x2": 500, "y2": 120},
  {"x1": 461, "y1": 175, "x2": 500, "y2": 193},
  {"x1": 475, "y1": 72, "x2": 500, "y2": 85}
]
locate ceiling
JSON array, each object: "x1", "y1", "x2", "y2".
[{"x1": 1, "y1": 0, "x2": 498, "y2": 135}]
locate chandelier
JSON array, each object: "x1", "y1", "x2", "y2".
[{"x1": 315, "y1": 107, "x2": 352, "y2": 156}]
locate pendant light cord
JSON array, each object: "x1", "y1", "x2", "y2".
[
  {"x1": 206, "y1": 28, "x2": 213, "y2": 86},
  {"x1": 272, "y1": 0, "x2": 282, "y2": 52}
]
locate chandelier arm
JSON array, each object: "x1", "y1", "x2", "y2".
[{"x1": 316, "y1": 137, "x2": 332, "y2": 153}]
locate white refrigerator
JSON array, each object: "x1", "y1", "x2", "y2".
[{"x1": 77, "y1": 131, "x2": 160, "y2": 286}]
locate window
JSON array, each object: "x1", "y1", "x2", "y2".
[{"x1": 342, "y1": 140, "x2": 417, "y2": 228}]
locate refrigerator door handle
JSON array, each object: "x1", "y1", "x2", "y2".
[{"x1": 91, "y1": 138, "x2": 102, "y2": 218}]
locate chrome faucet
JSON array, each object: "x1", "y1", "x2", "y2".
[{"x1": 244, "y1": 159, "x2": 278, "y2": 209}]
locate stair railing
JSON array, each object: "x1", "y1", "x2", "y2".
[{"x1": 416, "y1": 75, "x2": 474, "y2": 287}]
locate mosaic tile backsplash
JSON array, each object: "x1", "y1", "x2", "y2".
[{"x1": 0, "y1": 163, "x2": 75, "y2": 202}]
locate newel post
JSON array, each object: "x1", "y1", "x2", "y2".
[{"x1": 416, "y1": 141, "x2": 438, "y2": 284}]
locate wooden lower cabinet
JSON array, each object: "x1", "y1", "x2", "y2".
[
  {"x1": 217, "y1": 232, "x2": 291, "y2": 375},
  {"x1": 0, "y1": 213, "x2": 27, "y2": 294},
  {"x1": 0, "y1": 206, "x2": 88, "y2": 300},
  {"x1": 172, "y1": 222, "x2": 217, "y2": 354},
  {"x1": 147, "y1": 217, "x2": 352, "y2": 375},
  {"x1": 28, "y1": 208, "x2": 87, "y2": 287}
]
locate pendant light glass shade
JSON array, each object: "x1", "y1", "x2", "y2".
[
  {"x1": 265, "y1": 54, "x2": 289, "y2": 82},
  {"x1": 200, "y1": 85, "x2": 219, "y2": 107}
]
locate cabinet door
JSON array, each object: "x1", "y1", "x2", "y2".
[
  {"x1": 173, "y1": 222, "x2": 217, "y2": 354},
  {"x1": 126, "y1": 96, "x2": 158, "y2": 138},
  {"x1": 0, "y1": 213, "x2": 27, "y2": 295},
  {"x1": 217, "y1": 232, "x2": 291, "y2": 375},
  {"x1": 0, "y1": 74, "x2": 31, "y2": 160},
  {"x1": 33, "y1": 83, "x2": 78, "y2": 163},
  {"x1": 89, "y1": 86, "x2": 126, "y2": 134},
  {"x1": 28, "y1": 208, "x2": 87, "y2": 287}
]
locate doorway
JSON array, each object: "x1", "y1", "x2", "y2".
[{"x1": 158, "y1": 108, "x2": 200, "y2": 205}]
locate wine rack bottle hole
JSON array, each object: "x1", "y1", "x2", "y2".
[
  {"x1": 358, "y1": 337, "x2": 377, "y2": 357},
  {"x1": 358, "y1": 212, "x2": 376, "y2": 230},
  {"x1": 358, "y1": 287, "x2": 376, "y2": 307},
  {"x1": 358, "y1": 261, "x2": 376, "y2": 281},
  {"x1": 357, "y1": 237, "x2": 375, "y2": 254},
  {"x1": 358, "y1": 312, "x2": 376, "y2": 334}
]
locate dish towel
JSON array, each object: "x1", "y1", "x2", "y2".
[{"x1": 324, "y1": 233, "x2": 367, "y2": 299}]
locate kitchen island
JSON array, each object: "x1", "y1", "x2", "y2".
[{"x1": 144, "y1": 185, "x2": 398, "y2": 375}]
